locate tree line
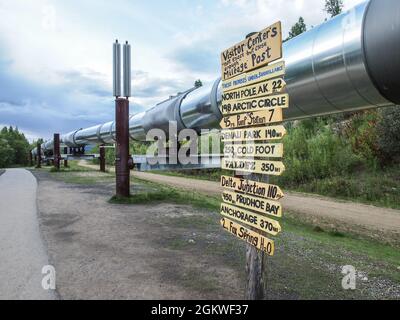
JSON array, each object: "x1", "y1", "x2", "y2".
[{"x1": 0, "y1": 126, "x2": 32, "y2": 168}]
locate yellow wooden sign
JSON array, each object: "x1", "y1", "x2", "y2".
[
  {"x1": 221, "y1": 125, "x2": 287, "y2": 142},
  {"x1": 223, "y1": 143, "x2": 283, "y2": 158},
  {"x1": 221, "y1": 93, "x2": 289, "y2": 116},
  {"x1": 220, "y1": 108, "x2": 283, "y2": 129},
  {"x1": 222, "y1": 190, "x2": 282, "y2": 218},
  {"x1": 221, "y1": 21, "x2": 282, "y2": 81},
  {"x1": 220, "y1": 217, "x2": 275, "y2": 256},
  {"x1": 220, "y1": 203, "x2": 281, "y2": 236},
  {"x1": 222, "y1": 78, "x2": 286, "y2": 103},
  {"x1": 221, "y1": 175, "x2": 284, "y2": 200},
  {"x1": 221, "y1": 158, "x2": 285, "y2": 176},
  {"x1": 222, "y1": 61, "x2": 285, "y2": 93}
]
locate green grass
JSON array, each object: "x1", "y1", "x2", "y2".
[
  {"x1": 49, "y1": 160, "x2": 96, "y2": 172},
  {"x1": 109, "y1": 178, "x2": 220, "y2": 211},
  {"x1": 154, "y1": 168, "x2": 400, "y2": 210},
  {"x1": 117, "y1": 178, "x2": 400, "y2": 271},
  {"x1": 283, "y1": 169, "x2": 400, "y2": 210},
  {"x1": 41, "y1": 161, "x2": 114, "y2": 185},
  {"x1": 283, "y1": 214, "x2": 400, "y2": 269},
  {"x1": 150, "y1": 169, "x2": 224, "y2": 182}
]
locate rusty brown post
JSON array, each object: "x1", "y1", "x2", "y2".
[
  {"x1": 115, "y1": 98, "x2": 130, "y2": 197},
  {"x1": 29, "y1": 151, "x2": 33, "y2": 167},
  {"x1": 100, "y1": 144, "x2": 106, "y2": 172},
  {"x1": 63, "y1": 147, "x2": 68, "y2": 168},
  {"x1": 53, "y1": 133, "x2": 60, "y2": 171},
  {"x1": 36, "y1": 142, "x2": 42, "y2": 168}
]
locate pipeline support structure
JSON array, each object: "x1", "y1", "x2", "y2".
[
  {"x1": 53, "y1": 133, "x2": 60, "y2": 171},
  {"x1": 115, "y1": 98, "x2": 130, "y2": 197}
]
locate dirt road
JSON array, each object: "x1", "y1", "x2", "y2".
[
  {"x1": 33, "y1": 170, "x2": 244, "y2": 299},
  {"x1": 79, "y1": 161, "x2": 400, "y2": 238}
]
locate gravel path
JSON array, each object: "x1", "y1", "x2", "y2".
[
  {"x1": 34, "y1": 170, "x2": 244, "y2": 299},
  {"x1": 79, "y1": 162, "x2": 400, "y2": 236},
  {"x1": 0, "y1": 169, "x2": 56, "y2": 300}
]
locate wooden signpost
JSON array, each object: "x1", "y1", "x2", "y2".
[
  {"x1": 221, "y1": 61, "x2": 285, "y2": 92},
  {"x1": 222, "y1": 190, "x2": 282, "y2": 217},
  {"x1": 219, "y1": 21, "x2": 288, "y2": 300},
  {"x1": 221, "y1": 22, "x2": 282, "y2": 80},
  {"x1": 223, "y1": 143, "x2": 284, "y2": 158},
  {"x1": 221, "y1": 125, "x2": 287, "y2": 142},
  {"x1": 220, "y1": 175, "x2": 284, "y2": 200},
  {"x1": 221, "y1": 78, "x2": 286, "y2": 103},
  {"x1": 221, "y1": 217, "x2": 275, "y2": 256},
  {"x1": 221, "y1": 93, "x2": 289, "y2": 115},
  {"x1": 221, "y1": 158, "x2": 285, "y2": 175},
  {"x1": 220, "y1": 108, "x2": 284, "y2": 129},
  {"x1": 220, "y1": 203, "x2": 282, "y2": 236}
]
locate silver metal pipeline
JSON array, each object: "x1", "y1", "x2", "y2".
[{"x1": 33, "y1": 0, "x2": 400, "y2": 155}]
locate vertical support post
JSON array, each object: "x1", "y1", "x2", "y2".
[
  {"x1": 115, "y1": 98, "x2": 130, "y2": 197},
  {"x1": 237, "y1": 173, "x2": 267, "y2": 300},
  {"x1": 53, "y1": 133, "x2": 60, "y2": 171},
  {"x1": 36, "y1": 142, "x2": 42, "y2": 168},
  {"x1": 29, "y1": 151, "x2": 33, "y2": 167},
  {"x1": 100, "y1": 144, "x2": 106, "y2": 172},
  {"x1": 64, "y1": 147, "x2": 68, "y2": 168}
]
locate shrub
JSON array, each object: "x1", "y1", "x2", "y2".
[
  {"x1": 280, "y1": 120, "x2": 362, "y2": 186},
  {"x1": 342, "y1": 110, "x2": 381, "y2": 169},
  {"x1": 376, "y1": 106, "x2": 400, "y2": 164}
]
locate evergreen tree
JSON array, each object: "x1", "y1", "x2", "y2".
[
  {"x1": 286, "y1": 17, "x2": 307, "y2": 41},
  {"x1": 325, "y1": 0, "x2": 343, "y2": 17},
  {"x1": 194, "y1": 79, "x2": 203, "y2": 88},
  {"x1": 0, "y1": 126, "x2": 31, "y2": 168}
]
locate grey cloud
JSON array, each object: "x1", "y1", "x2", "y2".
[
  {"x1": 133, "y1": 69, "x2": 189, "y2": 99},
  {"x1": 169, "y1": 45, "x2": 219, "y2": 73}
]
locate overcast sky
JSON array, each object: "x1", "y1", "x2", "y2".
[{"x1": 0, "y1": 0, "x2": 365, "y2": 141}]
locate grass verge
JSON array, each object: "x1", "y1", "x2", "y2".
[
  {"x1": 114, "y1": 178, "x2": 400, "y2": 272},
  {"x1": 109, "y1": 178, "x2": 219, "y2": 211},
  {"x1": 152, "y1": 168, "x2": 400, "y2": 210}
]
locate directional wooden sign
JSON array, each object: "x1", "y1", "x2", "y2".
[
  {"x1": 220, "y1": 203, "x2": 281, "y2": 236},
  {"x1": 221, "y1": 125, "x2": 287, "y2": 142},
  {"x1": 220, "y1": 108, "x2": 283, "y2": 129},
  {"x1": 222, "y1": 78, "x2": 286, "y2": 103},
  {"x1": 221, "y1": 21, "x2": 282, "y2": 81},
  {"x1": 222, "y1": 61, "x2": 285, "y2": 93},
  {"x1": 223, "y1": 143, "x2": 283, "y2": 158},
  {"x1": 222, "y1": 190, "x2": 282, "y2": 218},
  {"x1": 221, "y1": 158, "x2": 285, "y2": 176},
  {"x1": 220, "y1": 217, "x2": 275, "y2": 256},
  {"x1": 221, "y1": 93, "x2": 289, "y2": 116},
  {"x1": 221, "y1": 175, "x2": 284, "y2": 200}
]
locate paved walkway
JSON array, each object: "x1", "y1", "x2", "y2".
[{"x1": 0, "y1": 169, "x2": 55, "y2": 300}]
